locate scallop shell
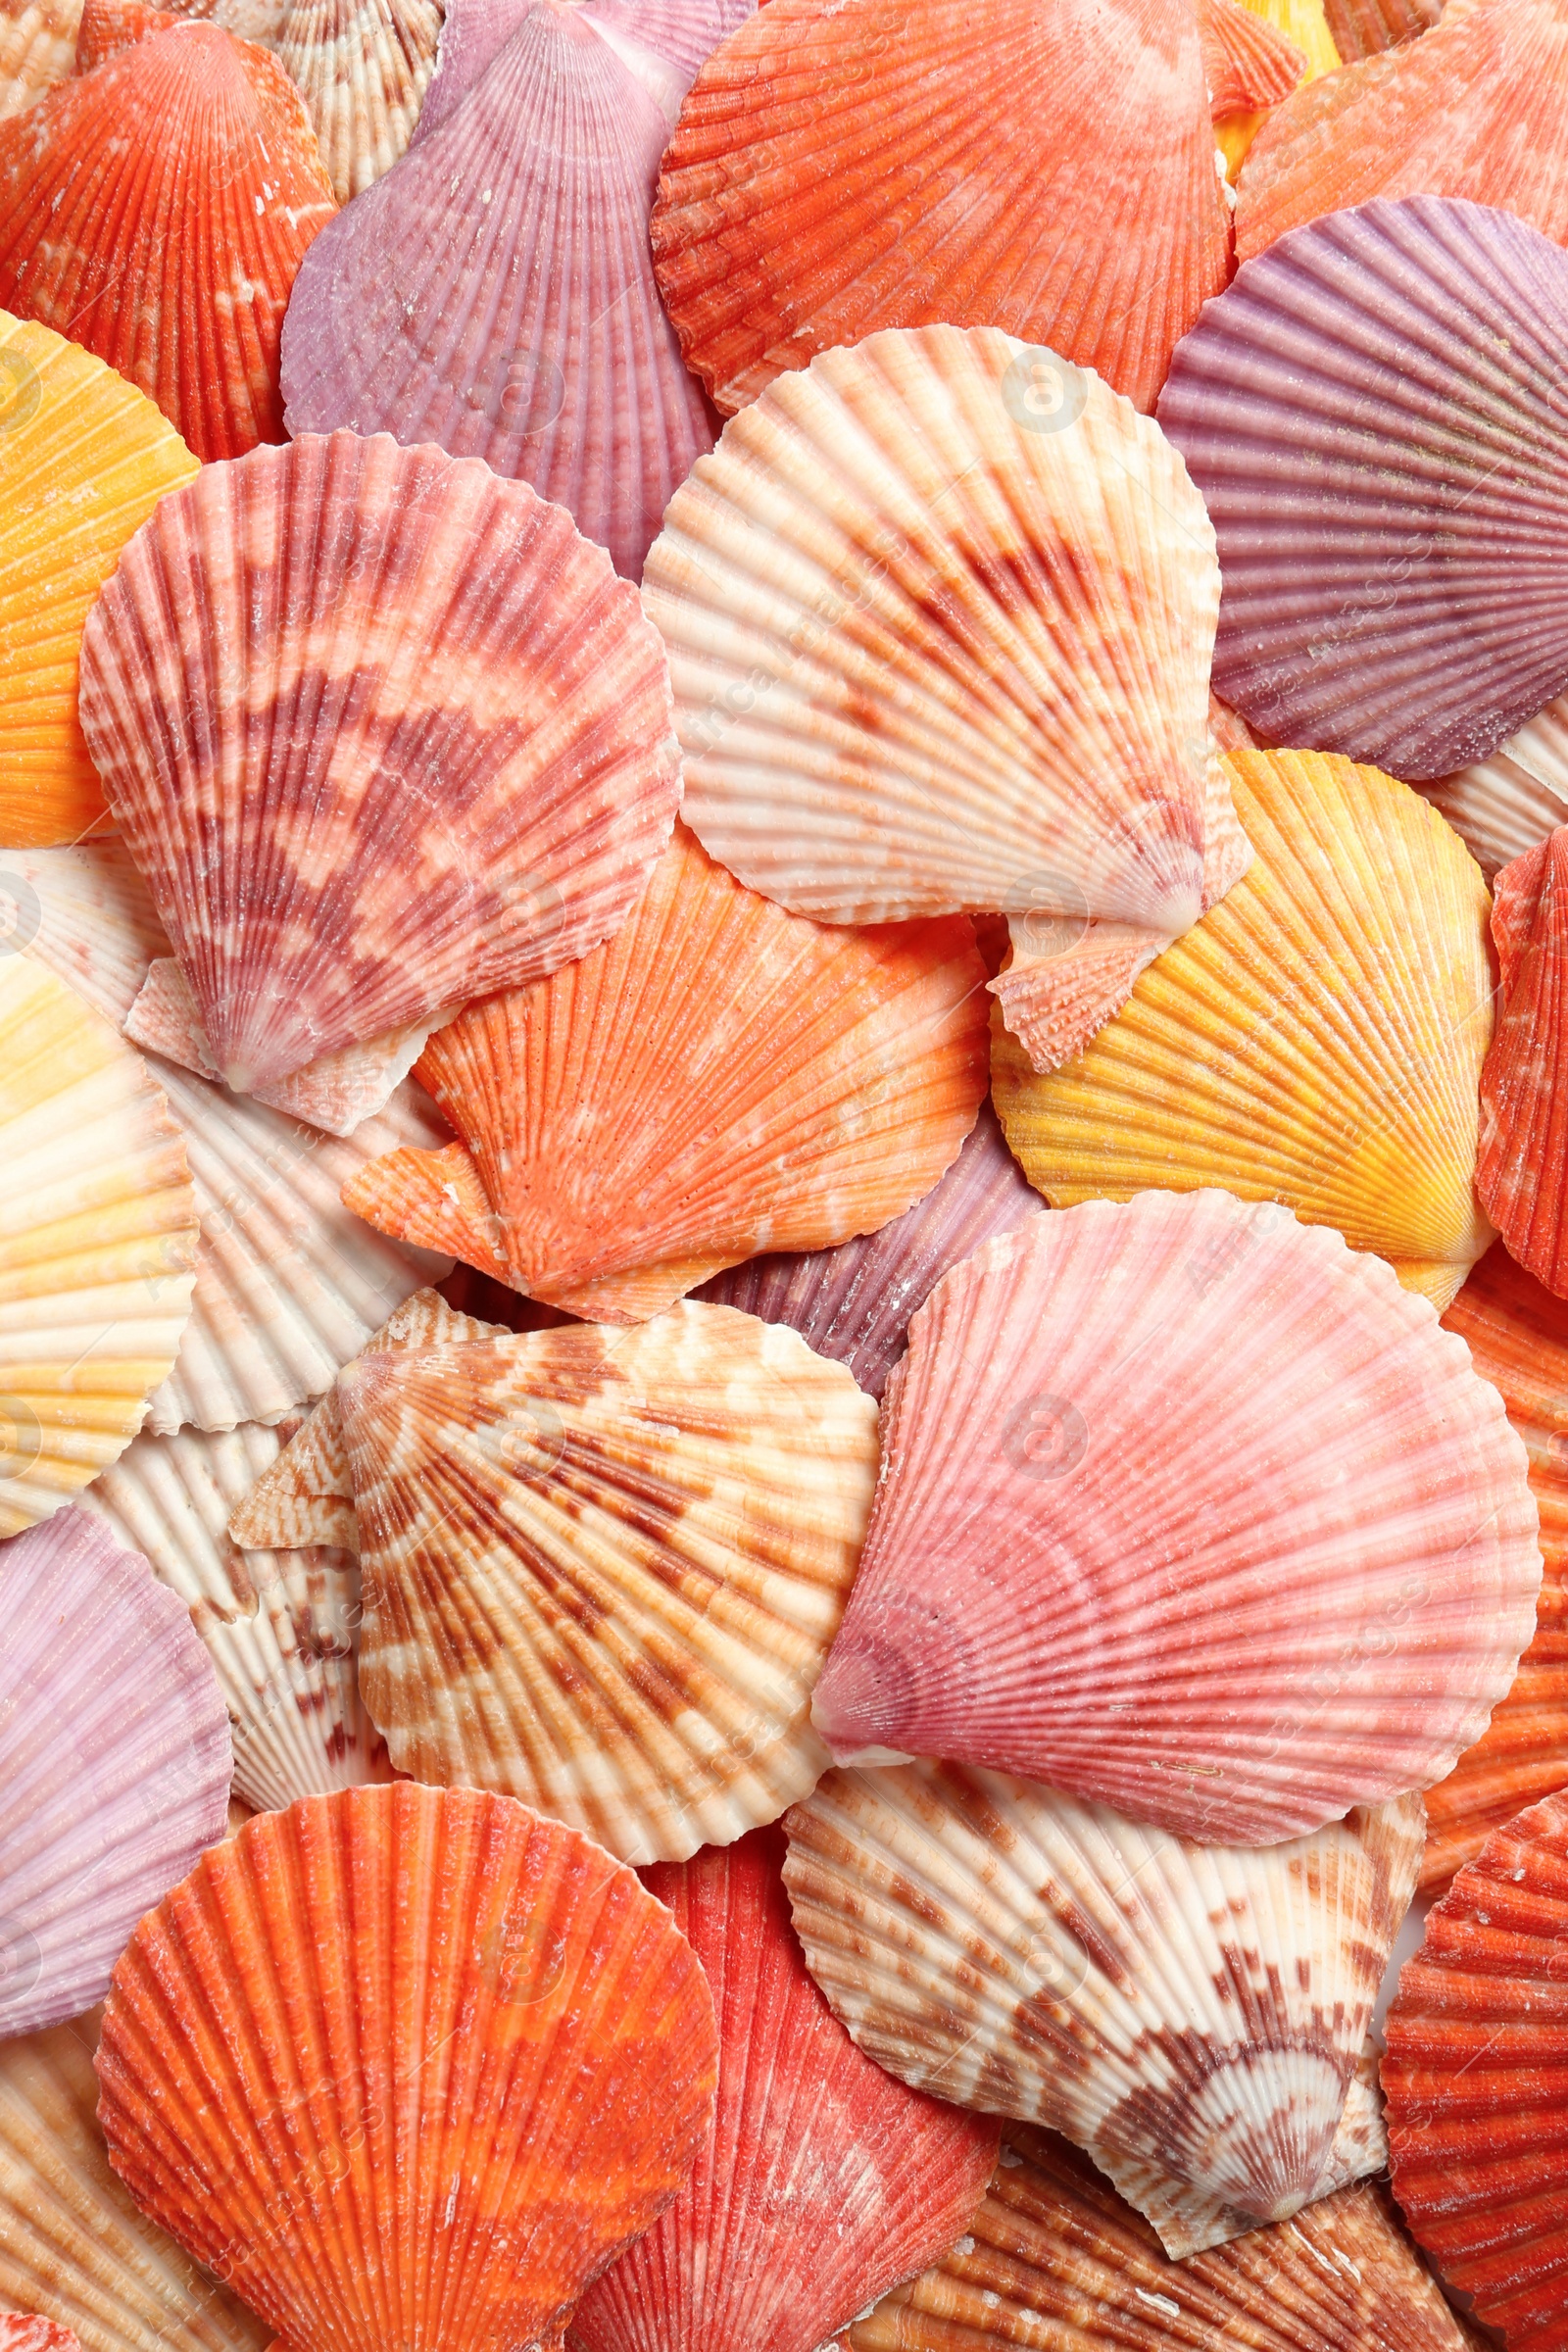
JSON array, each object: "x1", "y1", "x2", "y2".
[
  {"x1": 0, "y1": 0, "x2": 79, "y2": 113},
  {"x1": 783, "y1": 1761, "x2": 1424, "y2": 2247},
  {"x1": 0, "y1": 23, "x2": 335, "y2": 462},
  {"x1": 811, "y1": 1190, "x2": 1540, "y2": 1845},
  {"x1": 1425, "y1": 1247, "x2": 1568, "y2": 1892},
  {"x1": 992, "y1": 749, "x2": 1497, "y2": 1314},
  {"x1": 95, "y1": 1785, "x2": 720, "y2": 2352},
  {"x1": 642, "y1": 326, "x2": 1250, "y2": 999},
  {"x1": 0, "y1": 1508, "x2": 232, "y2": 2037},
  {"x1": 73, "y1": 0, "x2": 180, "y2": 70},
  {"x1": 79, "y1": 431, "x2": 680, "y2": 1094},
  {"x1": 4, "y1": 844, "x2": 169, "y2": 1027},
  {"x1": 0, "y1": 313, "x2": 198, "y2": 850},
  {"x1": 343, "y1": 826, "x2": 989, "y2": 1321},
  {"x1": 1200, "y1": 0, "x2": 1304, "y2": 112},
  {"x1": 1383, "y1": 1788, "x2": 1568, "y2": 2351},
  {"x1": 651, "y1": 0, "x2": 1229, "y2": 418},
  {"x1": 1421, "y1": 695, "x2": 1568, "y2": 878},
  {"x1": 572, "y1": 1825, "x2": 1001, "y2": 2352},
  {"x1": 0, "y1": 2011, "x2": 270, "y2": 2352},
  {"x1": 1158, "y1": 198, "x2": 1568, "y2": 779},
  {"x1": 1322, "y1": 0, "x2": 1445, "y2": 57},
  {"x1": 0, "y1": 957, "x2": 198, "y2": 1537},
  {"x1": 1477, "y1": 829, "x2": 1568, "y2": 1297}
]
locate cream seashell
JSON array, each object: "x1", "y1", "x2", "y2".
[
  {"x1": 1421, "y1": 693, "x2": 1568, "y2": 879},
  {"x1": 4, "y1": 843, "x2": 169, "y2": 1028}
]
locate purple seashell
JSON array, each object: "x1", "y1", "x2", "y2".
[
  {"x1": 696, "y1": 1101, "x2": 1042, "y2": 1399},
  {"x1": 1157, "y1": 196, "x2": 1568, "y2": 781},
  {"x1": 0, "y1": 1509, "x2": 232, "y2": 2038}
]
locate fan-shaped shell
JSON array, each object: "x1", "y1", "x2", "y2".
[
  {"x1": 572, "y1": 1825, "x2": 1001, "y2": 2352},
  {"x1": 0, "y1": 0, "x2": 79, "y2": 112},
  {"x1": 0, "y1": 314, "x2": 197, "y2": 850},
  {"x1": 992, "y1": 749, "x2": 1496, "y2": 1314},
  {"x1": 1200, "y1": 0, "x2": 1304, "y2": 113},
  {"x1": 79, "y1": 431, "x2": 680, "y2": 1094},
  {"x1": 0, "y1": 1508, "x2": 231, "y2": 2037},
  {"x1": 784, "y1": 1763, "x2": 1424, "y2": 2247},
  {"x1": 73, "y1": 0, "x2": 181, "y2": 71},
  {"x1": 1158, "y1": 198, "x2": 1568, "y2": 779},
  {"x1": 1322, "y1": 0, "x2": 1444, "y2": 57},
  {"x1": 4, "y1": 843, "x2": 169, "y2": 1026},
  {"x1": 95, "y1": 1785, "x2": 720, "y2": 2352},
  {"x1": 1477, "y1": 828, "x2": 1568, "y2": 1296},
  {"x1": 1383, "y1": 1788, "x2": 1568, "y2": 2352},
  {"x1": 1421, "y1": 694, "x2": 1568, "y2": 878},
  {"x1": 343, "y1": 826, "x2": 989, "y2": 1320},
  {"x1": 0, "y1": 23, "x2": 335, "y2": 462}
]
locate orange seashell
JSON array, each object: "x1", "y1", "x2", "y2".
[
  {"x1": 74, "y1": 0, "x2": 177, "y2": 66},
  {"x1": 650, "y1": 0, "x2": 1231, "y2": 416},
  {"x1": 1200, "y1": 0, "x2": 1304, "y2": 113},
  {"x1": 1323, "y1": 0, "x2": 1444, "y2": 56},
  {"x1": 344, "y1": 827, "x2": 989, "y2": 1319},
  {"x1": 95, "y1": 1785, "x2": 719, "y2": 2352},
  {"x1": 0, "y1": 22, "x2": 335, "y2": 460},
  {"x1": 1478, "y1": 828, "x2": 1568, "y2": 1298}
]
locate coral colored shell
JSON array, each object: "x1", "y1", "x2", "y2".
[
  {"x1": 1478, "y1": 830, "x2": 1568, "y2": 1296},
  {"x1": 1200, "y1": 0, "x2": 1304, "y2": 111},
  {"x1": 1322, "y1": 0, "x2": 1444, "y2": 56},
  {"x1": 5, "y1": 843, "x2": 168, "y2": 1028},
  {"x1": 1383, "y1": 1788, "x2": 1568, "y2": 2352},
  {"x1": 79, "y1": 432, "x2": 680, "y2": 1093},
  {"x1": 993, "y1": 750, "x2": 1497, "y2": 1314},
  {"x1": 811, "y1": 1190, "x2": 1540, "y2": 1844},
  {"x1": 844, "y1": 2131, "x2": 1478, "y2": 2352},
  {"x1": 333, "y1": 1301, "x2": 878, "y2": 1861},
  {"x1": 0, "y1": 2014, "x2": 270, "y2": 2352},
  {"x1": 0, "y1": 24, "x2": 335, "y2": 463},
  {"x1": 1422, "y1": 696, "x2": 1568, "y2": 878},
  {"x1": 784, "y1": 1763, "x2": 1423, "y2": 2247},
  {"x1": 651, "y1": 0, "x2": 1229, "y2": 418},
  {"x1": 0, "y1": 314, "x2": 197, "y2": 850},
  {"x1": 343, "y1": 826, "x2": 989, "y2": 1319},
  {"x1": 0, "y1": 1508, "x2": 232, "y2": 2037},
  {"x1": 0, "y1": 0, "x2": 78, "y2": 112},
  {"x1": 572, "y1": 1826, "x2": 1001, "y2": 2352},
  {"x1": 696, "y1": 1103, "x2": 1041, "y2": 1400},
  {"x1": 643, "y1": 327, "x2": 1250, "y2": 989},
  {"x1": 95, "y1": 1785, "x2": 720, "y2": 2352},
  {"x1": 1159, "y1": 198, "x2": 1568, "y2": 779},
  {"x1": 73, "y1": 0, "x2": 181, "y2": 69},
  {"x1": 0, "y1": 958, "x2": 197, "y2": 1537},
  {"x1": 0, "y1": 2322, "x2": 81, "y2": 2351}
]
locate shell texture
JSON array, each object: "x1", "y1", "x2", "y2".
[
  {"x1": 650, "y1": 0, "x2": 1231, "y2": 417},
  {"x1": 0, "y1": 2321, "x2": 81, "y2": 2351},
  {"x1": 94, "y1": 1784, "x2": 721, "y2": 2352},
  {"x1": 0, "y1": 313, "x2": 198, "y2": 850},
  {"x1": 992, "y1": 749, "x2": 1497, "y2": 1315},
  {"x1": 0, "y1": 24, "x2": 335, "y2": 462},
  {"x1": 1158, "y1": 197, "x2": 1568, "y2": 780},
  {"x1": 0, "y1": 0, "x2": 79, "y2": 112},
  {"x1": 1478, "y1": 829, "x2": 1568, "y2": 1297},
  {"x1": 73, "y1": 0, "x2": 182, "y2": 72},
  {"x1": 1200, "y1": 0, "x2": 1305, "y2": 113},
  {"x1": 1423, "y1": 695, "x2": 1568, "y2": 878},
  {"x1": 571, "y1": 1825, "x2": 1002, "y2": 2352},
  {"x1": 4, "y1": 844, "x2": 169, "y2": 1029},
  {"x1": 0, "y1": 1509, "x2": 232, "y2": 2038},
  {"x1": 1383, "y1": 1789, "x2": 1568, "y2": 2352},
  {"x1": 78, "y1": 431, "x2": 680, "y2": 1093},
  {"x1": 811, "y1": 1190, "x2": 1541, "y2": 1844},
  {"x1": 783, "y1": 1762, "x2": 1424, "y2": 2244},
  {"x1": 1323, "y1": 0, "x2": 1445, "y2": 55},
  {"x1": 342, "y1": 826, "x2": 990, "y2": 1321}
]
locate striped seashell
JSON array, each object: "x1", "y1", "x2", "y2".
[
  {"x1": 1200, "y1": 0, "x2": 1304, "y2": 113},
  {"x1": 0, "y1": 0, "x2": 79, "y2": 112},
  {"x1": 1322, "y1": 0, "x2": 1444, "y2": 55},
  {"x1": 1420, "y1": 694, "x2": 1568, "y2": 878},
  {"x1": 4, "y1": 843, "x2": 168, "y2": 1029}
]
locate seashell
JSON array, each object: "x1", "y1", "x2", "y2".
[
  {"x1": 0, "y1": 313, "x2": 197, "y2": 851},
  {"x1": 784, "y1": 1762, "x2": 1424, "y2": 2246},
  {"x1": 695, "y1": 1102, "x2": 1041, "y2": 1401},
  {"x1": 330, "y1": 1299, "x2": 879, "y2": 1862},
  {"x1": 1322, "y1": 0, "x2": 1445, "y2": 58},
  {"x1": 145, "y1": 1064, "x2": 452, "y2": 1436},
  {"x1": 0, "y1": 1507, "x2": 232, "y2": 2038},
  {"x1": 0, "y1": 957, "x2": 198, "y2": 1537},
  {"x1": 992, "y1": 748, "x2": 1497, "y2": 1314},
  {"x1": 95, "y1": 1785, "x2": 720, "y2": 2351},
  {"x1": 79, "y1": 1419, "x2": 390, "y2": 1814},
  {"x1": 0, "y1": 0, "x2": 79, "y2": 112},
  {"x1": 73, "y1": 0, "x2": 183, "y2": 69},
  {"x1": 650, "y1": 0, "x2": 1231, "y2": 418},
  {"x1": 642, "y1": 325, "x2": 1251, "y2": 1012},
  {"x1": 810, "y1": 1190, "x2": 1541, "y2": 1845},
  {"x1": 1383, "y1": 1787, "x2": 1568, "y2": 2351},
  {"x1": 343, "y1": 826, "x2": 989, "y2": 1321},
  {"x1": 1421, "y1": 694, "x2": 1568, "y2": 879},
  {"x1": 0, "y1": 24, "x2": 335, "y2": 463},
  {"x1": 0, "y1": 2321, "x2": 81, "y2": 2351},
  {"x1": 1477, "y1": 830, "x2": 1568, "y2": 1297},
  {"x1": 572, "y1": 1824, "x2": 1001, "y2": 2352},
  {"x1": 1212, "y1": 0, "x2": 1340, "y2": 175},
  {"x1": 1200, "y1": 0, "x2": 1304, "y2": 113},
  {"x1": 0, "y1": 2011, "x2": 270, "y2": 2352},
  {"x1": 3, "y1": 842, "x2": 168, "y2": 1028},
  {"x1": 279, "y1": 0, "x2": 732, "y2": 580},
  {"x1": 79, "y1": 431, "x2": 680, "y2": 1093},
  {"x1": 1425, "y1": 1246, "x2": 1568, "y2": 1892},
  {"x1": 1158, "y1": 197, "x2": 1568, "y2": 780},
  {"x1": 1235, "y1": 0, "x2": 1568, "y2": 259},
  {"x1": 843, "y1": 2129, "x2": 1479, "y2": 2352}
]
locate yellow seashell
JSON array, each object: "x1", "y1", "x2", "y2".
[{"x1": 993, "y1": 748, "x2": 1496, "y2": 1313}]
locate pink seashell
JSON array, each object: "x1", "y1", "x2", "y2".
[{"x1": 0, "y1": 2323, "x2": 81, "y2": 2352}]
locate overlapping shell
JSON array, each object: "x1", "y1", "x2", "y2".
[
  {"x1": 0, "y1": 0, "x2": 79, "y2": 113},
  {"x1": 1477, "y1": 828, "x2": 1568, "y2": 1296},
  {"x1": 1200, "y1": 0, "x2": 1304, "y2": 114},
  {"x1": 1322, "y1": 0, "x2": 1444, "y2": 58},
  {"x1": 1421, "y1": 694, "x2": 1568, "y2": 878},
  {"x1": 343, "y1": 826, "x2": 989, "y2": 1320},
  {"x1": 572, "y1": 1825, "x2": 1001, "y2": 2352},
  {"x1": 810, "y1": 1191, "x2": 1540, "y2": 1844},
  {"x1": 784, "y1": 1762, "x2": 1424, "y2": 2251},
  {"x1": 95, "y1": 1785, "x2": 720, "y2": 2352},
  {"x1": 3, "y1": 843, "x2": 169, "y2": 1026},
  {"x1": 79, "y1": 430, "x2": 680, "y2": 1095},
  {"x1": 992, "y1": 749, "x2": 1497, "y2": 1313}
]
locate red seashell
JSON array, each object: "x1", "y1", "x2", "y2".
[
  {"x1": 1480, "y1": 827, "x2": 1568, "y2": 1297},
  {"x1": 1199, "y1": 0, "x2": 1304, "y2": 115}
]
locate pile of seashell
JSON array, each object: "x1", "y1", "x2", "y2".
[{"x1": 1, "y1": 0, "x2": 1566, "y2": 2346}]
